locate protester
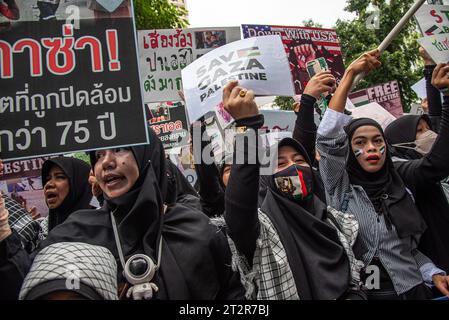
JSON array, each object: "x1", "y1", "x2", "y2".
[
  {"x1": 0, "y1": 129, "x2": 245, "y2": 300},
  {"x1": 19, "y1": 242, "x2": 118, "y2": 300},
  {"x1": 384, "y1": 62, "x2": 449, "y2": 276},
  {"x1": 222, "y1": 80, "x2": 365, "y2": 300},
  {"x1": 316, "y1": 49, "x2": 449, "y2": 300},
  {"x1": 292, "y1": 71, "x2": 336, "y2": 203},
  {"x1": 39, "y1": 157, "x2": 94, "y2": 238}
]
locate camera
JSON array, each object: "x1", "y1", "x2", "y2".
[{"x1": 123, "y1": 254, "x2": 156, "y2": 285}]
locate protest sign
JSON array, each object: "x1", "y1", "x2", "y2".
[
  {"x1": 411, "y1": 77, "x2": 444, "y2": 101},
  {"x1": 260, "y1": 110, "x2": 297, "y2": 133},
  {"x1": 350, "y1": 102, "x2": 397, "y2": 130},
  {"x1": 242, "y1": 24, "x2": 345, "y2": 94},
  {"x1": 0, "y1": 0, "x2": 148, "y2": 161},
  {"x1": 138, "y1": 27, "x2": 241, "y2": 102},
  {"x1": 412, "y1": 78, "x2": 427, "y2": 99},
  {"x1": 147, "y1": 101, "x2": 189, "y2": 150},
  {"x1": 409, "y1": 103, "x2": 426, "y2": 116},
  {"x1": 415, "y1": 4, "x2": 449, "y2": 35},
  {"x1": 168, "y1": 147, "x2": 199, "y2": 190},
  {"x1": 418, "y1": 34, "x2": 449, "y2": 64},
  {"x1": 182, "y1": 35, "x2": 295, "y2": 123},
  {"x1": 261, "y1": 131, "x2": 293, "y2": 148},
  {"x1": 349, "y1": 80, "x2": 404, "y2": 118},
  {"x1": 0, "y1": 156, "x2": 56, "y2": 217}
]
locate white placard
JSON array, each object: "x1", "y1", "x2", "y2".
[
  {"x1": 415, "y1": 5, "x2": 449, "y2": 35},
  {"x1": 417, "y1": 34, "x2": 449, "y2": 64},
  {"x1": 181, "y1": 35, "x2": 295, "y2": 123},
  {"x1": 350, "y1": 102, "x2": 397, "y2": 130},
  {"x1": 138, "y1": 27, "x2": 241, "y2": 102},
  {"x1": 412, "y1": 77, "x2": 427, "y2": 99}
]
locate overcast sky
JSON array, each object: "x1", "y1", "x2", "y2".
[{"x1": 187, "y1": 0, "x2": 357, "y2": 29}]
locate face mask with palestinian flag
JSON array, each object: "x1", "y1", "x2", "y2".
[{"x1": 273, "y1": 164, "x2": 313, "y2": 203}]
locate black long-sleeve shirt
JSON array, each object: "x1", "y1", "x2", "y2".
[
  {"x1": 191, "y1": 122, "x2": 225, "y2": 217},
  {"x1": 293, "y1": 94, "x2": 318, "y2": 163},
  {"x1": 224, "y1": 115, "x2": 264, "y2": 263},
  {"x1": 292, "y1": 94, "x2": 327, "y2": 204},
  {"x1": 424, "y1": 65, "x2": 444, "y2": 131}
]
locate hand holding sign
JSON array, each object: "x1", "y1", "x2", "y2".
[
  {"x1": 223, "y1": 81, "x2": 259, "y2": 121},
  {"x1": 418, "y1": 34, "x2": 449, "y2": 65},
  {"x1": 419, "y1": 47, "x2": 435, "y2": 66},
  {"x1": 303, "y1": 71, "x2": 336, "y2": 100}
]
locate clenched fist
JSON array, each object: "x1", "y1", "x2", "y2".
[{"x1": 222, "y1": 80, "x2": 259, "y2": 121}]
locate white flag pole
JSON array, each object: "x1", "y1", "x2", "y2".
[{"x1": 351, "y1": 0, "x2": 427, "y2": 89}]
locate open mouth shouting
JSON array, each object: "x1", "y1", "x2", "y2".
[{"x1": 101, "y1": 173, "x2": 128, "y2": 192}]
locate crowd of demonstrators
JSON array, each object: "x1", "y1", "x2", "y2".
[
  {"x1": 0, "y1": 129, "x2": 245, "y2": 300},
  {"x1": 2, "y1": 41, "x2": 449, "y2": 301},
  {"x1": 221, "y1": 81, "x2": 364, "y2": 300}
]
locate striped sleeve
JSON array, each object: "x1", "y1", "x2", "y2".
[{"x1": 316, "y1": 109, "x2": 353, "y2": 196}]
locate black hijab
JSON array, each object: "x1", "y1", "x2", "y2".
[
  {"x1": 165, "y1": 159, "x2": 198, "y2": 205},
  {"x1": 344, "y1": 118, "x2": 426, "y2": 238},
  {"x1": 385, "y1": 114, "x2": 432, "y2": 160},
  {"x1": 258, "y1": 137, "x2": 350, "y2": 300},
  {"x1": 41, "y1": 157, "x2": 92, "y2": 231},
  {"x1": 43, "y1": 129, "x2": 240, "y2": 299},
  {"x1": 344, "y1": 118, "x2": 392, "y2": 201}
]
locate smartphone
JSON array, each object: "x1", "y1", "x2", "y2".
[
  {"x1": 306, "y1": 57, "x2": 329, "y2": 78},
  {"x1": 306, "y1": 57, "x2": 330, "y2": 116}
]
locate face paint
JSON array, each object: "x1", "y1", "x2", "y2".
[
  {"x1": 354, "y1": 149, "x2": 363, "y2": 158},
  {"x1": 379, "y1": 146, "x2": 386, "y2": 155}
]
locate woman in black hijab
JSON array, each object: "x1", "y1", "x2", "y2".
[
  {"x1": 316, "y1": 50, "x2": 449, "y2": 299},
  {"x1": 223, "y1": 80, "x2": 363, "y2": 300},
  {"x1": 385, "y1": 105, "x2": 449, "y2": 276},
  {"x1": 0, "y1": 129, "x2": 244, "y2": 300},
  {"x1": 40, "y1": 157, "x2": 93, "y2": 234}
]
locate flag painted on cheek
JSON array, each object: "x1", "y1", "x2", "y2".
[
  {"x1": 354, "y1": 149, "x2": 364, "y2": 158},
  {"x1": 380, "y1": 146, "x2": 386, "y2": 155}
]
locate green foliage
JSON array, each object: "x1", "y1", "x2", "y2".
[
  {"x1": 133, "y1": 0, "x2": 188, "y2": 30},
  {"x1": 302, "y1": 19, "x2": 323, "y2": 28},
  {"x1": 72, "y1": 152, "x2": 91, "y2": 165},
  {"x1": 335, "y1": 0, "x2": 423, "y2": 111},
  {"x1": 274, "y1": 96, "x2": 295, "y2": 111}
]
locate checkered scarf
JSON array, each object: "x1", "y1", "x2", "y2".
[
  {"x1": 19, "y1": 242, "x2": 118, "y2": 300},
  {"x1": 3, "y1": 194, "x2": 41, "y2": 252}
]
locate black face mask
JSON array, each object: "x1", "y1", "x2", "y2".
[{"x1": 273, "y1": 164, "x2": 313, "y2": 203}]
